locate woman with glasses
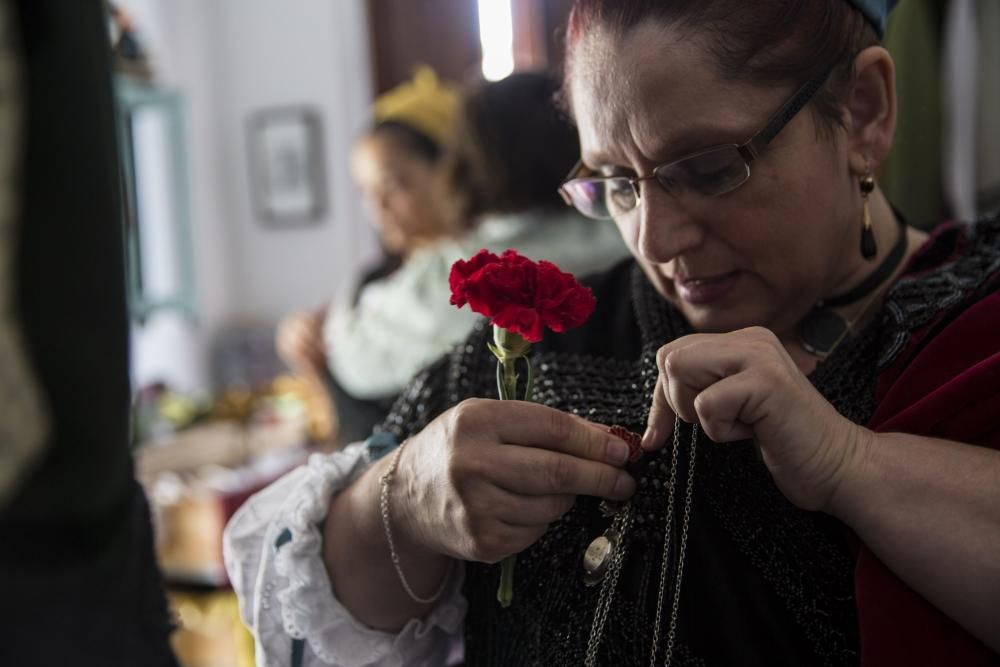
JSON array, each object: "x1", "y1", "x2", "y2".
[{"x1": 227, "y1": 1, "x2": 1000, "y2": 665}]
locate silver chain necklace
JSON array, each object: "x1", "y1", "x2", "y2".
[{"x1": 584, "y1": 417, "x2": 699, "y2": 667}]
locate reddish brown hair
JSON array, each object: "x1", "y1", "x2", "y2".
[{"x1": 563, "y1": 0, "x2": 879, "y2": 135}]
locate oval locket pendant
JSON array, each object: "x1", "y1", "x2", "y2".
[
  {"x1": 583, "y1": 424, "x2": 643, "y2": 588},
  {"x1": 798, "y1": 307, "x2": 848, "y2": 360},
  {"x1": 583, "y1": 528, "x2": 621, "y2": 587}
]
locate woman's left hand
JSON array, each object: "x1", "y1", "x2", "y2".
[{"x1": 642, "y1": 326, "x2": 870, "y2": 512}]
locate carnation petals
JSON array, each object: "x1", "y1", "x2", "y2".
[
  {"x1": 449, "y1": 249, "x2": 501, "y2": 308},
  {"x1": 449, "y1": 249, "x2": 596, "y2": 342}
]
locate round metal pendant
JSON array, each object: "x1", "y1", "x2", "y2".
[
  {"x1": 583, "y1": 529, "x2": 620, "y2": 587},
  {"x1": 798, "y1": 307, "x2": 848, "y2": 360}
]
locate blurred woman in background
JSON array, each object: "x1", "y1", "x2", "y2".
[{"x1": 277, "y1": 67, "x2": 463, "y2": 445}]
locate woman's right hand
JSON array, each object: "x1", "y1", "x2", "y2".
[
  {"x1": 391, "y1": 398, "x2": 637, "y2": 564},
  {"x1": 275, "y1": 307, "x2": 329, "y2": 376}
]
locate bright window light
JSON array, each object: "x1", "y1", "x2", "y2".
[{"x1": 478, "y1": 0, "x2": 514, "y2": 81}]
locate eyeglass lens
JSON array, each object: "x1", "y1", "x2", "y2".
[{"x1": 563, "y1": 144, "x2": 750, "y2": 219}]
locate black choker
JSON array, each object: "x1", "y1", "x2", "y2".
[{"x1": 799, "y1": 218, "x2": 908, "y2": 359}]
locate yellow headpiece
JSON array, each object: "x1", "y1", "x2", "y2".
[{"x1": 372, "y1": 66, "x2": 459, "y2": 147}]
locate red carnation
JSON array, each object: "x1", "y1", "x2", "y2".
[
  {"x1": 448, "y1": 249, "x2": 595, "y2": 343},
  {"x1": 447, "y1": 248, "x2": 596, "y2": 608}
]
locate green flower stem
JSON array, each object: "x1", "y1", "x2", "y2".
[
  {"x1": 495, "y1": 362, "x2": 507, "y2": 400},
  {"x1": 502, "y1": 357, "x2": 518, "y2": 401},
  {"x1": 492, "y1": 326, "x2": 530, "y2": 607},
  {"x1": 498, "y1": 554, "x2": 517, "y2": 608},
  {"x1": 497, "y1": 355, "x2": 519, "y2": 607},
  {"x1": 523, "y1": 356, "x2": 534, "y2": 403}
]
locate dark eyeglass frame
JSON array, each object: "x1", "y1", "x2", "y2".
[{"x1": 559, "y1": 66, "x2": 834, "y2": 219}]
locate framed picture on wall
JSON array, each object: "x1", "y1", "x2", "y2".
[{"x1": 247, "y1": 107, "x2": 326, "y2": 225}]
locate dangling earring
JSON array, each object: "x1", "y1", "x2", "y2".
[{"x1": 859, "y1": 167, "x2": 877, "y2": 260}]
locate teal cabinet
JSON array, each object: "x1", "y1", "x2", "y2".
[{"x1": 114, "y1": 76, "x2": 196, "y2": 323}]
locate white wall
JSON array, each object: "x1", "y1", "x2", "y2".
[
  {"x1": 212, "y1": 0, "x2": 378, "y2": 322},
  {"x1": 121, "y1": 0, "x2": 378, "y2": 392}
]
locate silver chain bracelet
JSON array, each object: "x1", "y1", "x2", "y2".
[{"x1": 379, "y1": 439, "x2": 453, "y2": 605}]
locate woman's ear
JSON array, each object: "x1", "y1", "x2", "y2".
[{"x1": 844, "y1": 46, "x2": 896, "y2": 175}]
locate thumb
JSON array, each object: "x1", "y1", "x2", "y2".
[{"x1": 642, "y1": 373, "x2": 675, "y2": 452}]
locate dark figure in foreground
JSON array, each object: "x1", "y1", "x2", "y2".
[{"x1": 0, "y1": 2, "x2": 177, "y2": 665}]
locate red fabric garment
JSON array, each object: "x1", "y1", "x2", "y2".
[{"x1": 858, "y1": 225, "x2": 1000, "y2": 665}]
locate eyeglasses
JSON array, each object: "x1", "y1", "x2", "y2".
[{"x1": 559, "y1": 67, "x2": 832, "y2": 220}]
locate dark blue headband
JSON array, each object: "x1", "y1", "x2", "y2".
[{"x1": 847, "y1": 0, "x2": 899, "y2": 37}]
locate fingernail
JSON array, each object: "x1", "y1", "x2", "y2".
[{"x1": 606, "y1": 439, "x2": 629, "y2": 464}]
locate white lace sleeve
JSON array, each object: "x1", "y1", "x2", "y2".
[{"x1": 223, "y1": 443, "x2": 467, "y2": 666}]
